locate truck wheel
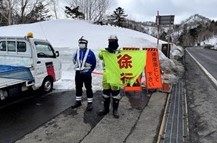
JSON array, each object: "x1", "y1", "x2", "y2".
[{"x1": 41, "y1": 77, "x2": 53, "y2": 93}]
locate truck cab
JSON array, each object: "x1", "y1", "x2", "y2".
[{"x1": 0, "y1": 33, "x2": 61, "y2": 100}]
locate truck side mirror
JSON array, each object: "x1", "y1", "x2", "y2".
[{"x1": 55, "y1": 51, "x2": 59, "y2": 57}]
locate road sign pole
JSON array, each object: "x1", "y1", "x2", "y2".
[
  {"x1": 156, "y1": 14, "x2": 175, "y2": 58},
  {"x1": 157, "y1": 11, "x2": 160, "y2": 49}
]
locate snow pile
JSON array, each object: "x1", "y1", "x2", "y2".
[{"x1": 0, "y1": 19, "x2": 184, "y2": 90}]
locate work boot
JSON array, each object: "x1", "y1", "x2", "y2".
[
  {"x1": 98, "y1": 97, "x2": 110, "y2": 116},
  {"x1": 86, "y1": 102, "x2": 93, "y2": 111},
  {"x1": 113, "y1": 99, "x2": 120, "y2": 118},
  {"x1": 71, "y1": 101, "x2": 81, "y2": 109}
]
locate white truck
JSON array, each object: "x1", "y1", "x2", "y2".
[{"x1": 0, "y1": 33, "x2": 61, "y2": 100}]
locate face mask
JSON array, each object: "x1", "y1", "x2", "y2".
[
  {"x1": 79, "y1": 43, "x2": 86, "y2": 48},
  {"x1": 108, "y1": 41, "x2": 119, "y2": 51}
]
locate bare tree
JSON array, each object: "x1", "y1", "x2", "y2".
[
  {"x1": 94, "y1": 0, "x2": 109, "y2": 21},
  {"x1": 65, "y1": 0, "x2": 109, "y2": 21},
  {"x1": 15, "y1": 0, "x2": 51, "y2": 23},
  {"x1": 15, "y1": 0, "x2": 31, "y2": 23},
  {"x1": 0, "y1": 0, "x2": 15, "y2": 25},
  {"x1": 0, "y1": 0, "x2": 56, "y2": 25},
  {"x1": 48, "y1": 0, "x2": 58, "y2": 19}
]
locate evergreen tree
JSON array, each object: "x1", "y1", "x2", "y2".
[
  {"x1": 14, "y1": 2, "x2": 51, "y2": 24},
  {"x1": 65, "y1": 6, "x2": 84, "y2": 19},
  {"x1": 110, "y1": 7, "x2": 127, "y2": 27},
  {"x1": 160, "y1": 31, "x2": 168, "y2": 41},
  {"x1": 189, "y1": 28, "x2": 198, "y2": 44},
  {"x1": 24, "y1": 2, "x2": 51, "y2": 23}
]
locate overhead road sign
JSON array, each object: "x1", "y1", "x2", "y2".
[{"x1": 156, "y1": 15, "x2": 175, "y2": 25}]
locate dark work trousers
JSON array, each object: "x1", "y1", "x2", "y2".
[{"x1": 75, "y1": 72, "x2": 93, "y2": 103}]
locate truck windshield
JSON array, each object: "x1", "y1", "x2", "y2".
[{"x1": 34, "y1": 41, "x2": 55, "y2": 58}]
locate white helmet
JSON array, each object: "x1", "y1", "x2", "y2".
[
  {"x1": 78, "y1": 36, "x2": 88, "y2": 44},
  {"x1": 108, "y1": 35, "x2": 118, "y2": 41}
]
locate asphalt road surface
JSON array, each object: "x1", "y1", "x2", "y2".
[
  {"x1": 186, "y1": 47, "x2": 217, "y2": 80},
  {"x1": 0, "y1": 89, "x2": 104, "y2": 143},
  {"x1": 185, "y1": 47, "x2": 217, "y2": 143}
]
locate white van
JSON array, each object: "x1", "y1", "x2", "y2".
[{"x1": 0, "y1": 33, "x2": 61, "y2": 100}]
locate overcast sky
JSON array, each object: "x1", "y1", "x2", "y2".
[{"x1": 108, "y1": 0, "x2": 217, "y2": 24}]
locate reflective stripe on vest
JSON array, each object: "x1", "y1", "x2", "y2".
[{"x1": 76, "y1": 48, "x2": 90, "y2": 71}]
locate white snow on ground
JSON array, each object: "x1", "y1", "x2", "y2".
[{"x1": 0, "y1": 19, "x2": 184, "y2": 91}]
